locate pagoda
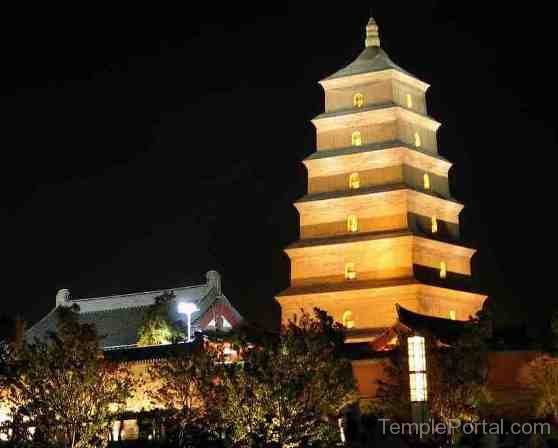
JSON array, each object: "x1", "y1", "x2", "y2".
[{"x1": 277, "y1": 16, "x2": 486, "y2": 343}]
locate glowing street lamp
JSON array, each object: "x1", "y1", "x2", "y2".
[{"x1": 178, "y1": 302, "x2": 199, "y2": 342}]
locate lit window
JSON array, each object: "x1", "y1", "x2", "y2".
[
  {"x1": 353, "y1": 93, "x2": 364, "y2": 108},
  {"x1": 406, "y1": 93, "x2": 413, "y2": 108},
  {"x1": 423, "y1": 173, "x2": 431, "y2": 190},
  {"x1": 440, "y1": 261, "x2": 447, "y2": 279},
  {"x1": 409, "y1": 372, "x2": 428, "y2": 402},
  {"x1": 414, "y1": 131, "x2": 422, "y2": 147},
  {"x1": 449, "y1": 310, "x2": 456, "y2": 320},
  {"x1": 342, "y1": 310, "x2": 355, "y2": 329},
  {"x1": 352, "y1": 131, "x2": 362, "y2": 147},
  {"x1": 349, "y1": 172, "x2": 360, "y2": 190},
  {"x1": 345, "y1": 263, "x2": 356, "y2": 280},
  {"x1": 408, "y1": 335, "x2": 427, "y2": 402},
  {"x1": 431, "y1": 215, "x2": 438, "y2": 233},
  {"x1": 347, "y1": 215, "x2": 358, "y2": 233}
]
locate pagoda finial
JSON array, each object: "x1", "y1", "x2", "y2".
[{"x1": 365, "y1": 14, "x2": 381, "y2": 48}]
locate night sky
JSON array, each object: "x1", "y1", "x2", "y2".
[{"x1": 2, "y1": 3, "x2": 556, "y2": 334}]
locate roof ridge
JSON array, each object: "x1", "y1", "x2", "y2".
[
  {"x1": 80, "y1": 304, "x2": 152, "y2": 315},
  {"x1": 71, "y1": 282, "x2": 207, "y2": 303}
]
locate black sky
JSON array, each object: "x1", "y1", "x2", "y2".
[{"x1": 2, "y1": 2, "x2": 556, "y2": 333}]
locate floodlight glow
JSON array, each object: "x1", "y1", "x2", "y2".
[
  {"x1": 178, "y1": 302, "x2": 199, "y2": 316},
  {"x1": 178, "y1": 302, "x2": 199, "y2": 342}
]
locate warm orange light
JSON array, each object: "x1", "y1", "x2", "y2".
[
  {"x1": 345, "y1": 263, "x2": 356, "y2": 280},
  {"x1": 440, "y1": 261, "x2": 447, "y2": 279},
  {"x1": 423, "y1": 173, "x2": 431, "y2": 190},
  {"x1": 431, "y1": 215, "x2": 438, "y2": 233},
  {"x1": 342, "y1": 310, "x2": 355, "y2": 329},
  {"x1": 353, "y1": 93, "x2": 364, "y2": 108},
  {"x1": 414, "y1": 131, "x2": 422, "y2": 148},
  {"x1": 347, "y1": 215, "x2": 358, "y2": 233},
  {"x1": 406, "y1": 93, "x2": 413, "y2": 109},
  {"x1": 349, "y1": 172, "x2": 360, "y2": 189},
  {"x1": 449, "y1": 310, "x2": 456, "y2": 320},
  {"x1": 352, "y1": 131, "x2": 362, "y2": 147}
]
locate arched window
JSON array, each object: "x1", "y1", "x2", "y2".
[
  {"x1": 423, "y1": 173, "x2": 431, "y2": 190},
  {"x1": 406, "y1": 93, "x2": 413, "y2": 109},
  {"x1": 414, "y1": 131, "x2": 422, "y2": 147},
  {"x1": 349, "y1": 172, "x2": 360, "y2": 190},
  {"x1": 353, "y1": 93, "x2": 364, "y2": 108},
  {"x1": 449, "y1": 310, "x2": 456, "y2": 320},
  {"x1": 342, "y1": 310, "x2": 355, "y2": 329},
  {"x1": 439, "y1": 261, "x2": 447, "y2": 279},
  {"x1": 431, "y1": 215, "x2": 438, "y2": 233},
  {"x1": 352, "y1": 131, "x2": 362, "y2": 147},
  {"x1": 345, "y1": 263, "x2": 356, "y2": 280},
  {"x1": 347, "y1": 215, "x2": 358, "y2": 233}
]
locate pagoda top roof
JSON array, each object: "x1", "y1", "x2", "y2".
[
  {"x1": 326, "y1": 46, "x2": 411, "y2": 81},
  {"x1": 325, "y1": 16, "x2": 413, "y2": 81}
]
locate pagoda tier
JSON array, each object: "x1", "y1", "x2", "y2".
[
  {"x1": 276, "y1": 16, "x2": 486, "y2": 342},
  {"x1": 278, "y1": 281, "x2": 485, "y2": 343}
]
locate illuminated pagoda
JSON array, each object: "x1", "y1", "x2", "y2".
[{"x1": 276, "y1": 16, "x2": 486, "y2": 344}]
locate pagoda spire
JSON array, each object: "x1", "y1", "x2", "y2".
[{"x1": 365, "y1": 15, "x2": 381, "y2": 48}]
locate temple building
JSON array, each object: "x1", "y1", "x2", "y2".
[
  {"x1": 276, "y1": 16, "x2": 487, "y2": 345},
  {"x1": 26, "y1": 270, "x2": 242, "y2": 351},
  {"x1": 1, "y1": 270, "x2": 244, "y2": 440}
]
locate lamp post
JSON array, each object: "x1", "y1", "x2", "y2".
[
  {"x1": 408, "y1": 335, "x2": 428, "y2": 424},
  {"x1": 178, "y1": 302, "x2": 199, "y2": 342}
]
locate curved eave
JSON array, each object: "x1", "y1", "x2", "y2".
[
  {"x1": 277, "y1": 277, "x2": 418, "y2": 298},
  {"x1": 304, "y1": 140, "x2": 448, "y2": 163},
  {"x1": 276, "y1": 278, "x2": 486, "y2": 303},
  {"x1": 295, "y1": 183, "x2": 461, "y2": 206},
  {"x1": 286, "y1": 228, "x2": 412, "y2": 250},
  {"x1": 315, "y1": 101, "x2": 427, "y2": 120},
  {"x1": 312, "y1": 105, "x2": 441, "y2": 133},
  {"x1": 320, "y1": 68, "x2": 430, "y2": 92},
  {"x1": 285, "y1": 228, "x2": 474, "y2": 253}
]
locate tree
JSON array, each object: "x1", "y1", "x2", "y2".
[
  {"x1": 550, "y1": 310, "x2": 558, "y2": 354},
  {"x1": 376, "y1": 309, "x2": 492, "y2": 425},
  {"x1": 147, "y1": 338, "x2": 225, "y2": 448},
  {"x1": 137, "y1": 291, "x2": 185, "y2": 346},
  {"x1": 221, "y1": 308, "x2": 358, "y2": 448},
  {"x1": 525, "y1": 355, "x2": 558, "y2": 419},
  {"x1": 5, "y1": 305, "x2": 134, "y2": 448},
  {"x1": 0, "y1": 316, "x2": 27, "y2": 443}
]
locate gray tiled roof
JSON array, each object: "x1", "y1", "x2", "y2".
[
  {"x1": 326, "y1": 47, "x2": 412, "y2": 80},
  {"x1": 26, "y1": 272, "x2": 242, "y2": 350},
  {"x1": 304, "y1": 140, "x2": 449, "y2": 162}
]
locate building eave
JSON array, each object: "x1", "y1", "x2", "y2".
[
  {"x1": 303, "y1": 144, "x2": 452, "y2": 177},
  {"x1": 319, "y1": 68, "x2": 430, "y2": 92},
  {"x1": 295, "y1": 184, "x2": 461, "y2": 207},
  {"x1": 311, "y1": 105, "x2": 441, "y2": 133}
]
